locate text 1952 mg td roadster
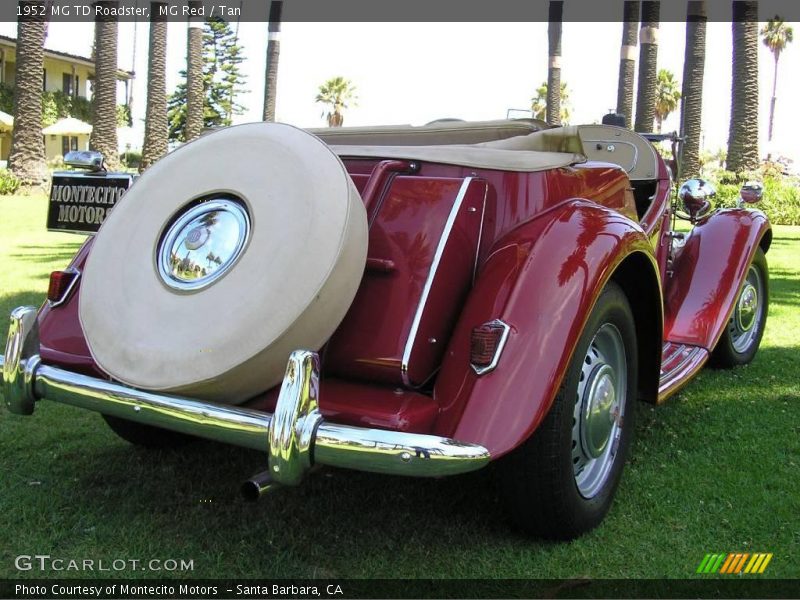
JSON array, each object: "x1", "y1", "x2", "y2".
[{"x1": 1, "y1": 120, "x2": 770, "y2": 539}]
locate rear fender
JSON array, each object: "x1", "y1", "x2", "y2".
[
  {"x1": 664, "y1": 208, "x2": 771, "y2": 349},
  {"x1": 433, "y1": 200, "x2": 660, "y2": 458}
]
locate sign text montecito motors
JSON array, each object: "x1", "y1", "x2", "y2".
[{"x1": 48, "y1": 173, "x2": 133, "y2": 235}]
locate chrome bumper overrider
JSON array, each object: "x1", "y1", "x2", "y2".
[{"x1": 1, "y1": 307, "x2": 490, "y2": 490}]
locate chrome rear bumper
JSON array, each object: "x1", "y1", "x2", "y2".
[{"x1": 1, "y1": 307, "x2": 490, "y2": 486}]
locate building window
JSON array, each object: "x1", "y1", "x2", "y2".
[
  {"x1": 62, "y1": 72, "x2": 73, "y2": 96},
  {"x1": 42, "y1": 68, "x2": 47, "y2": 92},
  {"x1": 61, "y1": 136, "x2": 78, "y2": 156}
]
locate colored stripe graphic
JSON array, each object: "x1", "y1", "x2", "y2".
[
  {"x1": 733, "y1": 553, "x2": 749, "y2": 574},
  {"x1": 720, "y1": 554, "x2": 736, "y2": 574},
  {"x1": 696, "y1": 554, "x2": 712, "y2": 574},
  {"x1": 698, "y1": 553, "x2": 773, "y2": 574},
  {"x1": 759, "y1": 554, "x2": 773, "y2": 574}
]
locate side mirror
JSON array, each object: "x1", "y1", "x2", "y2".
[
  {"x1": 738, "y1": 180, "x2": 764, "y2": 206},
  {"x1": 678, "y1": 178, "x2": 715, "y2": 222},
  {"x1": 64, "y1": 150, "x2": 105, "y2": 172}
]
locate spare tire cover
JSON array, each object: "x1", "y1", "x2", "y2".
[{"x1": 79, "y1": 123, "x2": 368, "y2": 404}]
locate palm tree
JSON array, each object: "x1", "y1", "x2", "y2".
[
  {"x1": 90, "y1": 1, "x2": 121, "y2": 170},
  {"x1": 262, "y1": 1, "x2": 283, "y2": 122},
  {"x1": 634, "y1": 0, "x2": 660, "y2": 133},
  {"x1": 654, "y1": 69, "x2": 681, "y2": 133},
  {"x1": 727, "y1": 1, "x2": 759, "y2": 173},
  {"x1": 185, "y1": 0, "x2": 204, "y2": 141},
  {"x1": 546, "y1": 1, "x2": 563, "y2": 126},
  {"x1": 616, "y1": 0, "x2": 640, "y2": 129},
  {"x1": 140, "y1": 2, "x2": 168, "y2": 171},
  {"x1": 315, "y1": 77, "x2": 357, "y2": 127},
  {"x1": 760, "y1": 16, "x2": 793, "y2": 143},
  {"x1": 679, "y1": 0, "x2": 707, "y2": 179},
  {"x1": 8, "y1": 0, "x2": 47, "y2": 186},
  {"x1": 532, "y1": 81, "x2": 570, "y2": 124}
]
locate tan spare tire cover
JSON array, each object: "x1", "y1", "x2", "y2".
[{"x1": 80, "y1": 123, "x2": 367, "y2": 403}]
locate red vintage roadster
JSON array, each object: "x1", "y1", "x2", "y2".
[{"x1": 1, "y1": 120, "x2": 770, "y2": 539}]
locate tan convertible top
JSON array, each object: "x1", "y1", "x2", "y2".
[
  {"x1": 321, "y1": 122, "x2": 588, "y2": 173},
  {"x1": 312, "y1": 120, "x2": 660, "y2": 177},
  {"x1": 310, "y1": 118, "x2": 547, "y2": 147}
]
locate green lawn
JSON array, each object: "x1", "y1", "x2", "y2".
[{"x1": 1, "y1": 194, "x2": 798, "y2": 580}]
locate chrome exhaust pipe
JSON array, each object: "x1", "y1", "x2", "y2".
[{"x1": 241, "y1": 470, "x2": 280, "y2": 502}]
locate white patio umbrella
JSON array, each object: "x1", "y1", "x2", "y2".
[
  {"x1": 42, "y1": 117, "x2": 92, "y2": 136},
  {"x1": 0, "y1": 110, "x2": 13, "y2": 133}
]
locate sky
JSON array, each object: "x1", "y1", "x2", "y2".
[{"x1": 1, "y1": 19, "x2": 798, "y2": 164}]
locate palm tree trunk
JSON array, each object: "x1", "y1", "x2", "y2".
[
  {"x1": 616, "y1": 0, "x2": 639, "y2": 129},
  {"x1": 89, "y1": 0, "x2": 120, "y2": 170},
  {"x1": 768, "y1": 53, "x2": 778, "y2": 142},
  {"x1": 262, "y1": 1, "x2": 282, "y2": 122},
  {"x1": 185, "y1": 0, "x2": 204, "y2": 141},
  {"x1": 679, "y1": 0, "x2": 706, "y2": 179},
  {"x1": 8, "y1": 0, "x2": 48, "y2": 186},
  {"x1": 546, "y1": 1, "x2": 563, "y2": 126},
  {"x1": 634, "y1": 1, "x2": 660, "y2": 133},
  {"x1": 140, "y1": 2, "x2": 168, "y2": 171},
  {"x1": 726, "y1": 0, "x2": 759, "y2": 173}
]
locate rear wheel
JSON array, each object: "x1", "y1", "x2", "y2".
[
  {"x1": 498, "y1": 281, "x2": 638, "y2": 539},
  {"x1": 103, "y1": 415, "x2": 195, "y2": 449},
  {"x1": 710, "y1": 248, "x2": 768, "y2": 368}
]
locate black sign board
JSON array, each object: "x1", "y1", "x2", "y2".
[{"x1": 47, "y1": 172, "x2": 133, "y2": 235}]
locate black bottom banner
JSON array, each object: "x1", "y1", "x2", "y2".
[{"x1": 2, "y1": 579, "x2": 800, "y2": 599}]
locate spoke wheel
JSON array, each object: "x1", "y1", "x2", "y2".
[
  {"x1": 572, "y1": 324, "x2": 626, "y2": 499},
  {"x1": 711, "y1": 248, "x2": 769, "y2": 368},
  {"x1": 498, "y1": 281, "x2": 638, "y2": 540}
]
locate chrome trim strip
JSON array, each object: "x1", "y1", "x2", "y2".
[
  {"x1": 471, "y1": 319, "x2": 511, "y2": 376},
  {"x1": 1, "y1": 309, "x2": 490, "y2": 481},
  {"x1": 47, "y1": 268, "x2": 82, "y2": 309},
  {"x1": 401, "y1": 177, "x2": 476, "y2": 387},
  {"x1": 472, "y1": 183, "x2": 489, "y2": 284}
]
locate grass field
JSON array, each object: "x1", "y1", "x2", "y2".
[{"x1": 0, "y1": 194, "x2": 798, "y2": 580}]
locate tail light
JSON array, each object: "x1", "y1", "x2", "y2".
[
  {"x1": 470, "y1": 319, "x2": 511, "y2": 375},
  {"x1": 47, "y1": 269, "x2": 80, "y2": 307}
]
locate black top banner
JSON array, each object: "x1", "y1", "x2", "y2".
[
  {"x1": 47, "y1": 172, "x2": 133, "y2": 235},
  {"x1": 9, "y1": 0, "x2": 800, "y2": 23}
]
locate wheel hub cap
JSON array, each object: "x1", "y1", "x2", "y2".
[
  {"x1": 572, "y1": 323, "x2": 626, "y2": 499},
  {"x1": 580, "y1": 364, "x2": 617, "y2": 459},
  {"x1": 157, "y1": 198, "x2": 250, "y2": 292},
  {"x1": 736, "y1": 283, "x2": 758, "y2": 332}
]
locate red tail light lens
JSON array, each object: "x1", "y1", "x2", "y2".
[
  {"x1": 470, "y1": 320, "x2": 510, "y2": 375},
  {"x1": 47, "y1": 270, "x2": 79, "y2": 306}
]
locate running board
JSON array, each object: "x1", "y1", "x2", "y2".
[{"x1": 658, "y1": 342, "x2": 709, "y2": 402}]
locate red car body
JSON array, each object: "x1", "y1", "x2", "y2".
[{"x1": 2, "y1": 120, "x2": 771, "y2": 538}]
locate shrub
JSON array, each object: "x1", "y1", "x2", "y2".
[
  {"x1": 709, "y1": 173, "x2": 800, "y2": 226},
  {"x1": 120, "y1": 150, "x2": 141, "y2": 169},
  {"x1": 0, "y1": 169, "x2": 21, "y2": 195}
]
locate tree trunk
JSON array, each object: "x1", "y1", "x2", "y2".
[
  {"x1": 546, "y1": 1, "x2": 563, "y2": 126},
  {"x1": 8, "y1": 0, "x2": 48, "y2": 186},
  {"x1": 90, "y1": 0, "x2": 121, "y2": 170},
  {"x1": 616, "y1": 0, "x2": 639, "y2": 129},
  {"x1": 262, "y1": 1, "x2": 282, "y2": 122},
  {"x1": 185, "y1": 0, "x2": 204, "y2": 141},
  {"x1": 726, "y1": 0, "x2": 759, "y2": 173},
  {"x1": 767, "y1": 53, "x2": 778, "y2": 142},
  {"x1": 679, "y1": 0, "x2": 706, "y2": 179},
  {"x1": 634, "y1": 0, "x2": 660, "y2": 133},
  {"x1": 140, "y1": 2, "x2": 168, "y2": 171}
]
